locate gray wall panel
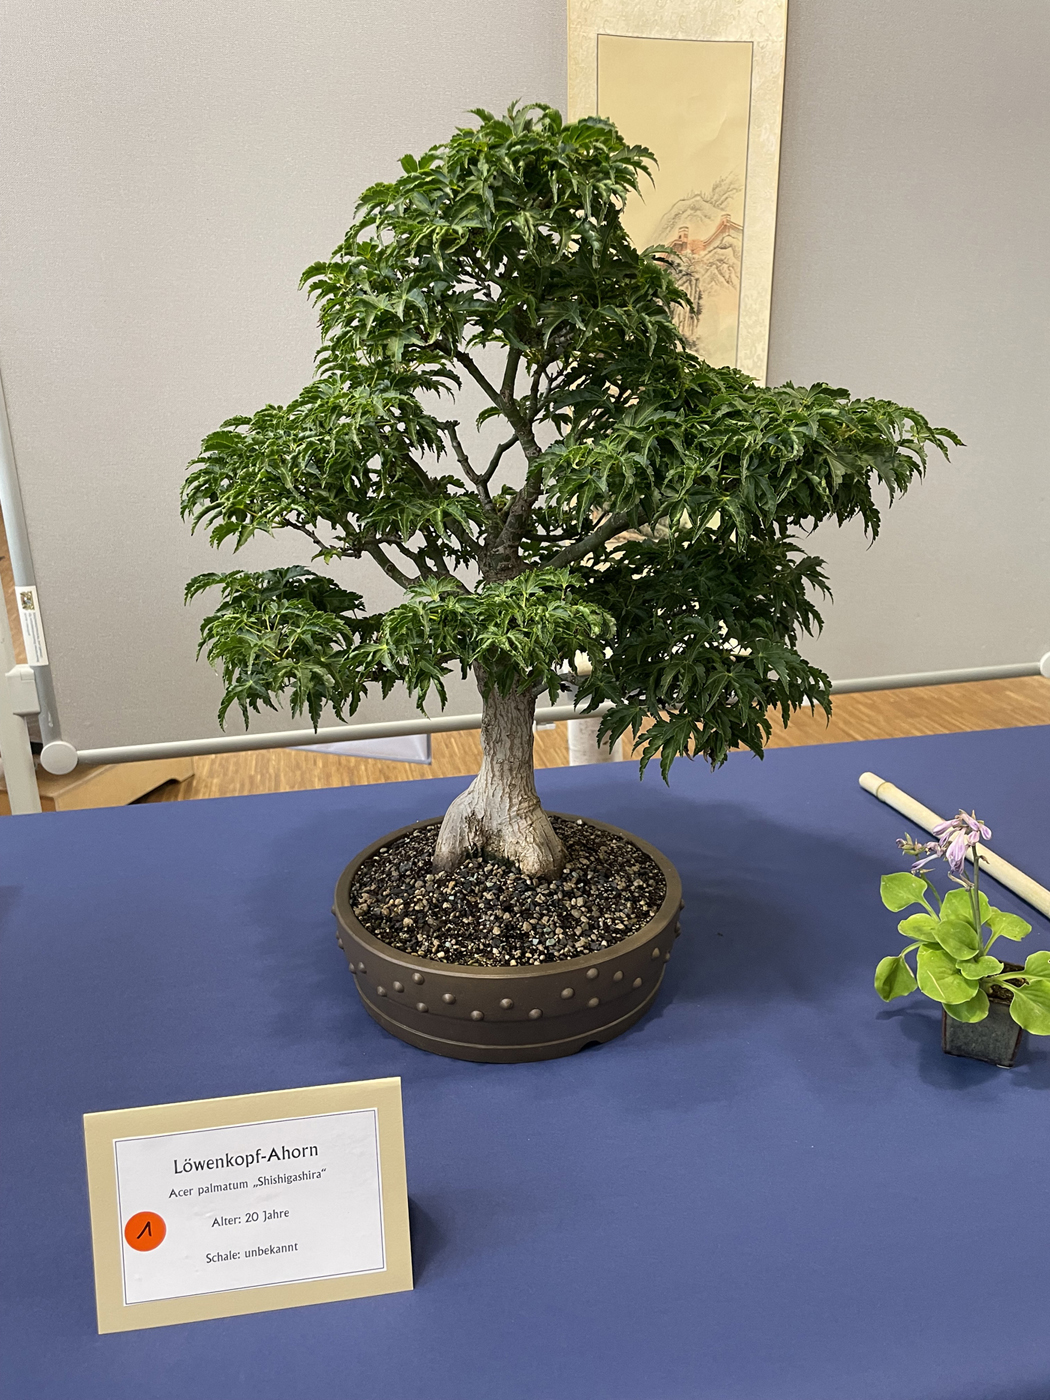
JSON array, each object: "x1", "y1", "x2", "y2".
[
  {"x1": 0, "y1": 0, "x2": 1044, "y2": 751},
  {"x1": 767, "y1": 0, "x2": 1049, "y2": 678}
]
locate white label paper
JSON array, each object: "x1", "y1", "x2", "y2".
[
  {"x1": 16, "y1": 585, "x2": 48, "y2": 666},
  {"x1": 113, "y1": 1110, "x2": 385, "y2": 1305}
]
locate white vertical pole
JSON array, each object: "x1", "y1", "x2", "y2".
[
  {"x1": 0, "y1": 596, "x2": 41, "y2": 814},
  {"x1": 0, "y1": 370, "x2": 60, "y2": 745},
  {"x1": 567, "y1": 715, "x2": 623, "y2": 765}
]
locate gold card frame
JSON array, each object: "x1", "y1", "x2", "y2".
[
  {"x1": 568, "y1": 0, "x2": 788, "y2": 383},
  {"x1": 84, "y1": 1078, "x2": 413, "y2": 1333}
]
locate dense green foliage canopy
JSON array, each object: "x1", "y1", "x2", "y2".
[{"x1": 184, "y1": 103, "x2": 958, "y2": 775}]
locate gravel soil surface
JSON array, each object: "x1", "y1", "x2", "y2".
[{"x1": 349, "y1": 816, "x2": 666, "y2": 967}]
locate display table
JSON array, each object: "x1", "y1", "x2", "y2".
[{"x1": 2, "y1": 727, "x2": 1048, "y2": 1400}]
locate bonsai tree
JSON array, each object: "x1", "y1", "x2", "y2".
[{"x1": 183, "y1": 103, "x2": 957, "y2": 877}]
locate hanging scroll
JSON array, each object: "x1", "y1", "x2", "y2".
[{"x1": 568, "y1": 1, "x2": 787, "y2": 382}]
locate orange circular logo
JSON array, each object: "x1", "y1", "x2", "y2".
[{"x1": 124, "y1": 1211, "x2": 166, "y2": 1251}]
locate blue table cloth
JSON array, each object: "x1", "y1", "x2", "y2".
[{"x1": 2, "y1": 726, "x2": 1049, "y2": 1400}]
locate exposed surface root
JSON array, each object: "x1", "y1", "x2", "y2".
[{"x1": 433, "y1": 785, "x2": 565, "y2": 876}]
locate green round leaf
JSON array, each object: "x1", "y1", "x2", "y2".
[
  {"x1": 944, "y1": 988, "x2": 989, "y2": 1023},
  {"x1": 958, "y1": 955, "x2": 1003, "y2": 981},
  {"x1": 932, "y1": 917, "x2": 981, "y2": 961},
  {"x1": 880, "y1": 872, "x2": 928, "y2": 912},
  {"x1": 897, "y1": 913, "x2": 941, "y2": 942},
  {"x1": 916, "y1": 945, "x2": 981, "y2": 1005},
  {"x1": 875, "y1": 955, "x2": 917, "y2": 1002},
  {"x1": 941, "y1": 888, "x2": 990, "y2": 927},
  {"x1": 1022, "y1": 950, "x2": 1050, "y2": 978},
  {"x1": 1007, "y1": 980, "x2": 1050, "y2": 1035},
  {"x1": 986, "y1": 909, "x2": 1033, "y2": 942}
]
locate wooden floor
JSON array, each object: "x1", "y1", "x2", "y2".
[{"x1": 140, "y1": 676, "x2": 1050, "y2": 804}]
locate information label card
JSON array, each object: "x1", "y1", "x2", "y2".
[{"x1": 84, "y1": 1078, "x2": 412, "y2": 1332}]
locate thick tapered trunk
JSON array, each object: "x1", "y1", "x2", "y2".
[{"x1": 433, "y1": 686, "x2": 566, "y2": 876}]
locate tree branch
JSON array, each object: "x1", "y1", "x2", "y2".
[
  {"x1": 545, "y1": 511, "x2": 632, "y2": 570},
  {"x1": 527, "y1": 356, "x2": 548, "y2": 421},
  {"x1": 413, "y1": 527, "x2": 463, "y2": 580},
  {"x1": 388, "y1": 537, "x2": 436, "y2": 573},
  {"x1": 442, "y1": 421, "x2": 484, "y2": 488},
  {"x1": 441, "y1": 421, "x2": 500, "y2": 527},
  {"x1": 500, "y1": 346, "x2": 521, "y2": 403},
  {"x1": 283, "y1": 504, "x2": 474, "y2": 588},
  {"x1": 485, "y1": 434, "x2": 518, "y2": 482},
  {"x1": 281, "y1": 516, "x2": 338, "y2": 560},
  {"x1": 360, "y1": 540, "x2": 417, "y2": 591},
  {"x1": 453, "y1": 350, "x2": 503, "y2": 412},
  {"x1": 453, "y1": 348, "x2": 561, "y2": 577},
  {"x1": 487, "y1": 465, "x2": 543, "y2": 577},
  {"x1": 384, "y1": 435, "x2": 485, "y2": 566},
  {"x1": 455, "y1": 350, "x2": 543, "y2": 461}
]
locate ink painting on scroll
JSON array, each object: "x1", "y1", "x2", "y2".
[
  {"x1": 569, "y1": 2, "x2": 787, "y2": 382},
  {"x1": 598, "y1": 36, "x2": 751, "y2": 370}
]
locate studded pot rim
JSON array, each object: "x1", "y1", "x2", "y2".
[
  {"x1": 334, "y1": 812, "x2": 681, "y2": 982},
  {"x1": 333, "y1": 813, "x2": 684, "y2": 1063}
]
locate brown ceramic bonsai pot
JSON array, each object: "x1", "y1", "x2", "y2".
[
  {"x1": 333, "y1": 813, "x2": 684, "y2": 1063},
  {"x1": 941, "y1": 963, "x2": 1024, "y2": 1068}
]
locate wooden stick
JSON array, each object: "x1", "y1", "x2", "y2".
[{"x1": 859, "y1": 772, "x2": 1050, "y2": 921}]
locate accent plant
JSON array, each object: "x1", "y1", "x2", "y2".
[
  {"x1": 182, "y1": 102, "x2": 958, "y2": 878},
  {"x1": 875, "y1": 812, "x2": 1050, "y2": 1034}
]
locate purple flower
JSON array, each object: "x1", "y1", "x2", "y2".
[
  {"x1": 931, "y1": 811, "x2": 991, "y2": 876},
  {"x1": 910, "y1": 848, "x2": 941, "y2": 874}
]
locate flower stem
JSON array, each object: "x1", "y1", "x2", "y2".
[
  {"x1": 971, "y1": 853, "x2": 984, "y2": 947},
  {"x1": 921, "y1": 877, "x2": 942, "y2": 911}
]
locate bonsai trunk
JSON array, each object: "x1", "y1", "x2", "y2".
[{"x1": 433, "y1": 684, "x2": 566, "y2": 876}]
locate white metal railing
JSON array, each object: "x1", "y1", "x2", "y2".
[
  {"x1": 3, "y1": 653, "x2": 1048, "y2": 812},
  {"x1": 31, "y1": 657, "x2": 1049, "y2": 777}
]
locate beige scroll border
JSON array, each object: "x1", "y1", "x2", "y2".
[
  {"x1": 859, "y1": 773, "x2": 1050, "y2": 921},
  {"x1": 567, "y1": 0, "x2": 788, "y2": 384}
]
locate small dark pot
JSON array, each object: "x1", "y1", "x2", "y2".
[
  {"x1": 942, "y1": 964, "x2": 1024, "y2": 1067},
  {"x1": 333, "y1": 814, "x2": 684, "y2": 1063}
]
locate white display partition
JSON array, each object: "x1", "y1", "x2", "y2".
[
  {"x1": 293, "y1": 735, "x2": 432, "y2": 766},
  {"x1": 0, "y1": 0, "x2": 1045, "y2": 795}
]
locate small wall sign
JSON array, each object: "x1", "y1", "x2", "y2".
[
  {"x1": 15, "y1": 584, "x2": 49, "y2": 665},
  {"x1": 83, "y1": 1078, "x2": 412, "y2": 1333}
]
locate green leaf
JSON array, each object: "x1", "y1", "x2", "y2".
[
  {"x1": 1023, "y1": 950, "x2": 1050, "y2": 978},
  {"x1": 1007, "y1": 979, "x2": 1050, "y2": 1035},
  {"x1": 985, "y1": 908, "x2": 1032, "y2": 942},
  {"x1": 941, "y1": 888, "x2": 990, "y2": 927},
  {"x1": 916, "y1": 946, "x2": 982, "y2": 1005},
  {"x1": 931, "y1": 917, "x2": 981, "y2": 961},
  {"x1": 874, "y1": 955, "x2": 917, "y2": 1001},
  {"x1": 881, "y1": 872, "x2": 928, "y2": 912},
  {"x1": 944, "y1": 988, "x2": 989, "y2": 1023},
  {"x1": 897, "y1": 913, "x2": 942, "y2": 942},
  {"x1": 958, "y1": 955, "x2": 1003, "y2": 981}
]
